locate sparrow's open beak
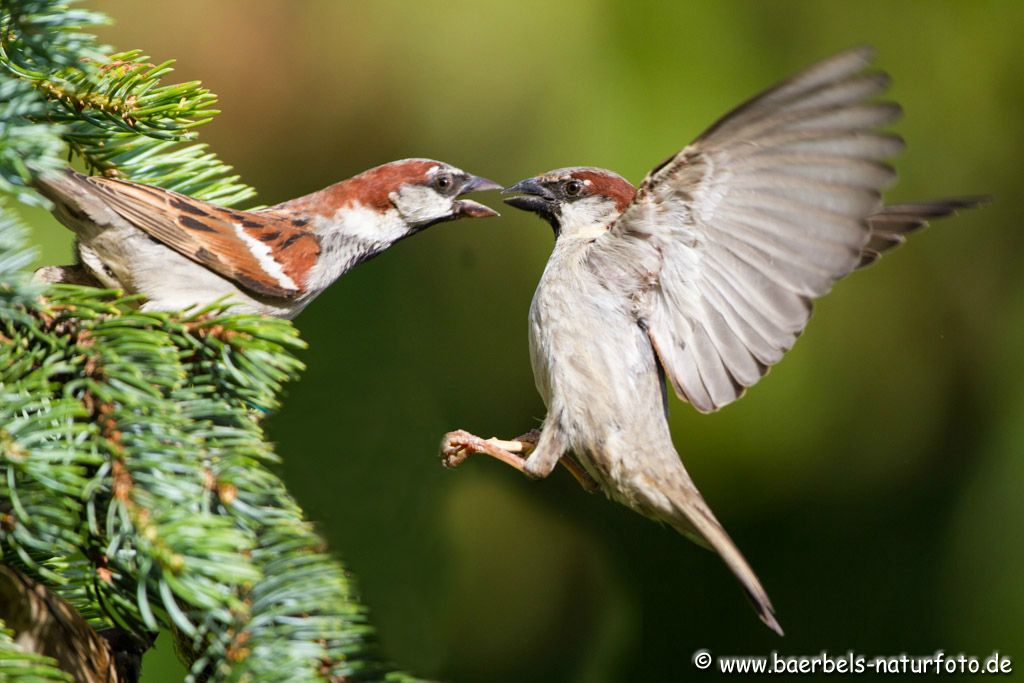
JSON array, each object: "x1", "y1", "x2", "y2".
[
  {"x1": 502, "y1": 177, "x2": 557, "y2": 223},
  {"x1": 454, "y1": 175, "x2": 502, "y2": 218}
]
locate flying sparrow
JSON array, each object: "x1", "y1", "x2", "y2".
[
  {"x1": 441, "y1": 47, "x2": 985, "y2": 634},
  {"x1": 35, "y1": 159, "x2": 500, "y2": 318}
]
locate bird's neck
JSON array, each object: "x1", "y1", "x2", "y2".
[
  {"x1": 298, "y1": 202, "x2": 408, "y2": 295},
  {"x1": 555, "y1": 199, "x2": 618, "y2": 240},
  {"x1": 269, "y1": 178, "x2": 412, "y2": 294}
]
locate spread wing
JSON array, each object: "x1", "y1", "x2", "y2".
[
  {"x1": 857, "y1": 198, "x2": 982, "y2": 269},
  {"x1": 602, "y1": 47, "x2": 913, "y2": 412},
  {"x1": 62, "y1": 172, "x2": 319, "y2": 299}
]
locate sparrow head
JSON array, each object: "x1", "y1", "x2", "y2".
[
  {"x1": 357, "y1": 158, "x2": 501, "y2": 231},
  {"x1": 502, "y1": 167, "x2": 636, "y2": 237}
]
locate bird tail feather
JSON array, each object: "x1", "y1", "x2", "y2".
[
  {"x1": 664, "y1": 482, "x2": 784, "y2": 636},
  {"x1": 33, "y1": 168, "x2": 119, "y2": 236},
  {"x1": 859, "y1": 196, "x2": 989, "y2": 268}
]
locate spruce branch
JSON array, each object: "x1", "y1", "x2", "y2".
[
  {"x1": 2, "y1": 222, "x2": 415, "y2": 681},
  {"x1": 0, "y1": 76, "x2": 66, "y2": 206},
  {"x1": 1, "y1": 0, "x2": 255, "y2": 205},
  {"x1": 0, "y1": 1, "x2": 420, "y2": 680}
]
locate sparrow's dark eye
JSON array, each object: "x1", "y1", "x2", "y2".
[
  {"x1": 433, "y1": 173, "x2": 455, "y2": 194},
  {"x1": 564, "y1": 179, "x2": 584, "y2": 197}
]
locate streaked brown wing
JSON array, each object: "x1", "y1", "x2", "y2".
[{"x1": 74, "y1": 174, "x2": 319, "y2": 299}]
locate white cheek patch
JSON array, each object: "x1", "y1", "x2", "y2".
[
  {"x1": 557, "y1": 197, "x2": 618, "y2": 239},
  {"x1": 391, "y1": 184, "x2": 453, "y2": 226},
  {"x1": 232, "y1": 223, "x2": 298, "y2": 291}
]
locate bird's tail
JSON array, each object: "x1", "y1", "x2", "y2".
[
  {"x1": 859, "y1": 196, "x2": 989, "y2": 268},
  {"x1": 34, "y1": 167, "x2": 85, "y2": 204},
  {"x1": 661, "y1": 474, "x2": 784, "y2": 636},
  {"x1": 33, "y1": 167, "x2": 80, "y2": 200},
  {"x1": 33, "y1": 168, "x2": 121, "y2": 236}
]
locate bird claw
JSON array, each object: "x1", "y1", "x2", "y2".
[
  {"x1": 440, "y1": 429, "x2": 529, "y2": 472},
  {"x1": 440, "y1": 430, "x2": 483, "y2": 468},
  {"x1": 439, "y1": 428, "x2": 600, "y2": 494}
]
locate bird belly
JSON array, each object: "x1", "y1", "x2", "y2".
[
  {"x1": 77, "y1": 227, "x2": 293, "y2": 317},
  {"x1": 531, "y1": 272, "x2": 680, "y2": 516}
]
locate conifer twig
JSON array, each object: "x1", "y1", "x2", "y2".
[{"x1": 0, "y1": 2, "x2": 418, "y2": 680}]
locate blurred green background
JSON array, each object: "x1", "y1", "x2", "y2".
[{"x1": 23, "y1": 1, "x2": 1024, "y2": 680}]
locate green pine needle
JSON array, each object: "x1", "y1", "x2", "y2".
[{"x1": 0, "y1": 1, "x2": 419, "y2": 680}]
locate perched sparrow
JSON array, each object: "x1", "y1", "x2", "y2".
[
  {"x1": 442, "y1": 47, "x2": 985, "y2": 634},
  {"x1": 35, "y1": 159, "x2": 500, "y2": 318}
]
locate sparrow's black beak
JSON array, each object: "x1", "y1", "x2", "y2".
[
  {"x1": 502, "y1": 177, "x2": 558, "y2": 225},
  {"x1": 453, "y1": 174, "x2": 502, "y2": 218}
]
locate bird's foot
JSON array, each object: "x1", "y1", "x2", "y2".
[
  {"x1": 440, "y1": 429, "x2": 533, "y2": 472},
  {"x1": 440, "y1": 428, "x2": 600, "y2": 494}
]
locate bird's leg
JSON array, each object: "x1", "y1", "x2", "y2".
[
  {"x1": 441, "y1": 428, "x2": 599, "y2": 493},
  {"x1": 513, "y1": 429, "x2": 599, "y2": 493},
  {"x1": 441, "y1": 429, "x2": 534, "y2": 475},
  {"x1": 520, "y1": 424, "x2": 600, "y2": 492}
]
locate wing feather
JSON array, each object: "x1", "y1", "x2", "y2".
[
  {"x1": 730, "y1": 154, "x2": 897, "y2": 188},
  {"x1": 698, "y1": 48, "x2": 887, "y2": 134},
  {"x1": 68, "y1": 172, "x2": 318, "y2": 299},
  {"x1": 698, "y1": 271, "x2": 784, "y2": 366},
  {"x1": 857, "y1": 197, "x2": 986, "y2": 268},
  {"x1": 596, "y1": 48, "x2": 973, "y2": 412}
]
